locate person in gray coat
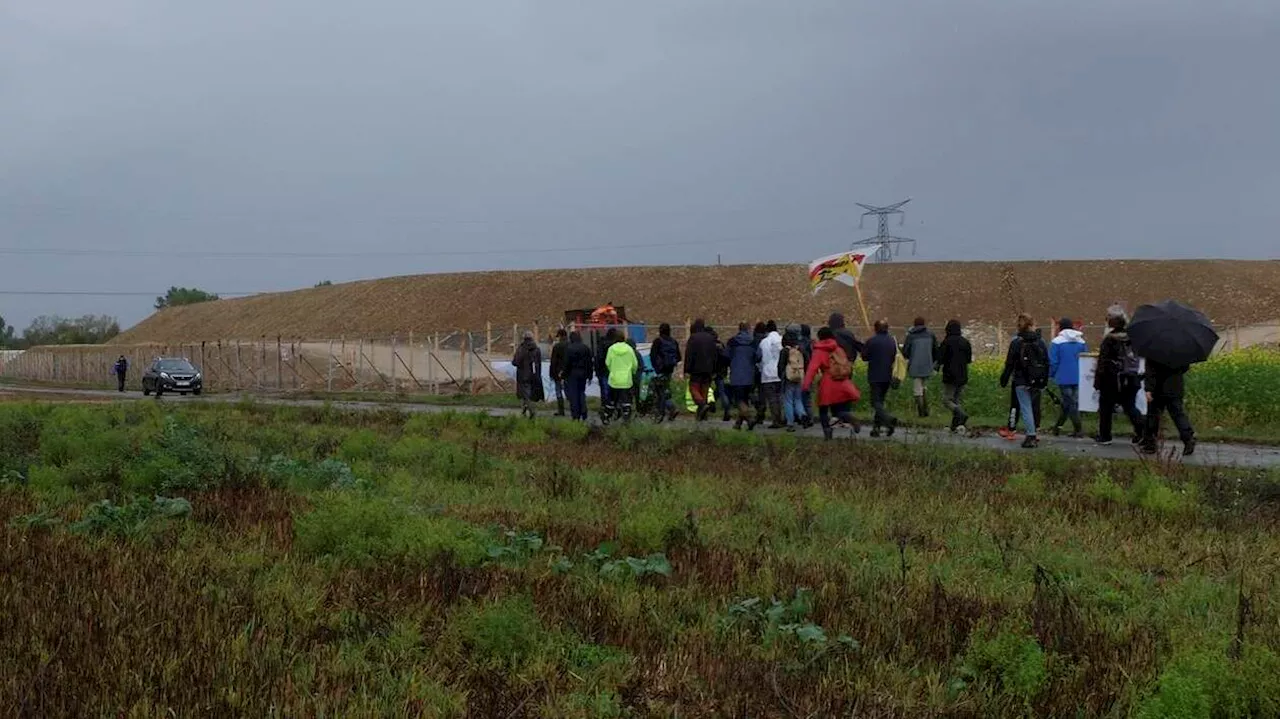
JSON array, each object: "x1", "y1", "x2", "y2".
[{"x1": 900, "y1": 316, "x2": 939, "y2": 417}]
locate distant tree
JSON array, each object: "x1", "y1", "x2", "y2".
[
  {"x1": 21, "y1": 315, "x2": 120, "y2": 346},
  {"x1": 155, "y1": 287, "x2": 219, "y2": 310},
  {"x1": 0, "y1": 314, "x2": 15, "y2": 348},
  {"x1": 315, "y1": 280, "x2": 333, "y2": 287}
]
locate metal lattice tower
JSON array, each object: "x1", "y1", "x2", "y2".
[{"x1": 851, "y1": 198, "x2": 918, "y2": 262}]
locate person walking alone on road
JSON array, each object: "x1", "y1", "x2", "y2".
[
  {"x1": 1141, "y1": 359, "x2": 1197, "y2": 456},
  {"x1": 564, "y1": 331, "x2": 594, "y2": 421},
  {"x1": 1049, "y1": 317, "x2": 1087, "y2": 437},
  {"x1": 861, "y1": 320, "x2": 899, "y2": 437},
  {"x1": 756, "y1": 320, "x2": 784, "y2": 428},
  {"x1": 802, "y1": 327, "x2": 861, "y2": 440},
  {"x1": 937, "y1": 320, "x2": 972, "y2": 433},
  {"x1": 901, "y1": 317, "x2": 939, "y2": 417},
  {"x1": 1093, "y1": 308, "x2": 1145, "y2": 445},
  {"x1": 650, "y1": 322, "x2": 682, "y2": 422},
  {"x1": 549, "y1": 329, "x2": 569, "y2": 416},
  {"x1": 113, "y1": 355, "x2": 129, "y2": 393},
  {"x1": 1000, "y1": 313, "x2": 1050, "y2": 449},
  {"x1": 605, "y1": 332, "x2": 640, "y2": 423},
  {"x1": 512, "y1": 331, "x2": 544, "y2": 419},
  {"x1": 683, "y1": 319, "x2": 718, "y2": 421}
]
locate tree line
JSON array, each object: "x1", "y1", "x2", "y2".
[{"x1": 1, "y1": 287, "x2": 220, "y2": 350}]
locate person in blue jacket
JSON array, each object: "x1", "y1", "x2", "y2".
[
  {"x1": 726, "y1": 322, "x2": 759, "y2": 430},
  {"x1": 861, "y1": 320, "x2": 900, "y2": 437},
  {"x1": 1049, "y1": 317, "x2": 1088, "y2": 438}
]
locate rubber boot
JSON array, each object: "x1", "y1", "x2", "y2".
[
  {"x1": 556, "y1": 397, "x2": 566, "y2": 417},
  {"x1": 915, "y1": 396, "x2": 927, "y2": 418},
  {"x1": 823, "y1": 426, "x2": 834, "y2": 440}
]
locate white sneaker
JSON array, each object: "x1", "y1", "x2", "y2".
[{"x1": 955, "y1": 425, "x2": 967, "y2": 434}]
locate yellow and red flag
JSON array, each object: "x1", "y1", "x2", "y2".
[{"x1": 807, "y1": 248, "x2": 877, "y2": 294}]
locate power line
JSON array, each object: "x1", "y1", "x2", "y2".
[
  {"x1": 0, "y1": 291, "x2": 257, "y2": 297},
  {"x1": 0, "y1": 226, "x2": 843, "y2": 260}
]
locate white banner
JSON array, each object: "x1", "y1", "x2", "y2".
[{"x1": 1077, "y1": 355, "x2": 1147, "y2": 414}]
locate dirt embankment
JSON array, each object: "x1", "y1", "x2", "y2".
[{"x1": 114, "y1": 260, "x2": 1280, "y2": 342}]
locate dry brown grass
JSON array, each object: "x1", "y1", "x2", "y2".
[{"x1": 115, "y1": 259, "x2": 1280, "y2": 342}]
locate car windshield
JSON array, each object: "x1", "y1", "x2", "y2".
[{"x1": 157, "y1": 360, "x2": 195, "y2": 372}]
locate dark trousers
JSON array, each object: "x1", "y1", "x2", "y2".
[
  {"x1": 566, "y1": 375, "x2": 588, "y2": 421},
  {"x1": 870, "y1": 382, "x2": 897, "y2": 429},
  {"x1": 553, "y1": 379, "x2": 566, "y2": 414},
  {"x1": 942, "y1": 382, "x2": 967, "y2": 429},
  {"x1": 116, "y1": 372, "x2": 126, "y2": 392},
  {"x1": 1145, "y1": 392, "x2": 1194, "y2": 446},
  {"x1": 757, "y1": 382, "x2": 783, "y2": 424},
  {"x1": 819, "y1": 401, "x2": 856, "y2": 432},
  {"x1": 1097, "y1": 380, "x2": 1142, "y2": 442},
  {"x1": 651, "y1": 374, "x2": 675, "y2": 415},
  {"x1": 730, "y1": 385, "x2": 753, "y2": 422},
  {"x1": 1054, "y1": 385, "x2": 1081, "y2": 433}
]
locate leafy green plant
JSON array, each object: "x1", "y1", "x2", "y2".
[
  {"x1": 599, "y1": 553, "x2": 672, "y2": 581},
  {"x1": 70, "y1": 495, "x2": 192, "y2": 538},
  {"x1": 294, "y1": 493, "x2": 486, "y2": 567},
  {"x1": 453, "y1": 596, "x2": 545, "y2": 669},
  {"x1": 1004, "y1": 470, "x2": 1045, "y2": 499},
  {"x1": 1129, "y1": 470, "x2": 1192, "y2": 517},
  {"x1": 954, "y1": 627, "x2": 1048, "y2": 705},
  {"x1": 1086, "y1": 469, "x2": 1125, "y2": 505},
  {"x1": 1136, "y1": 647, "x2": 1280, "y2": 719},
  {"x1": 485, "y1": 529, "x2": 552, "y2": 565}
]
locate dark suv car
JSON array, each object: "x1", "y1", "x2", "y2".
[{"x1": 141, "y1": 358, "x2": 203, "y2": 397}]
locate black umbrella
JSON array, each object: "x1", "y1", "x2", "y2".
[{"x1": 1128, "y1": 300, "x2": 1219, "y2": 367}]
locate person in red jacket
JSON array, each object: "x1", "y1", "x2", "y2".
[{"x1": 802, "y1": 327, "x2": 863, "y2": 440}]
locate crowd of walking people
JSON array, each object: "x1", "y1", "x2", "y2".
[{"x1": 512, "y1": 304, "x2": 1197, "y2": 455}]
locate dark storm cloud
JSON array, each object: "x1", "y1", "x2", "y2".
[{"x1": 1, "y1": 0, "x2": 1277, "y2": 328}]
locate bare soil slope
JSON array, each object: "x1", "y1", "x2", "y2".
[{"x1": 115, "y1": 260, "x2": 1280, "y2": 342}]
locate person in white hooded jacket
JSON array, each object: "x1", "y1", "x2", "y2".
[
  {"x1": 1049, "y1": 316, "x2": 1088, "y2": 437},
  {"x1": 755, "y1": 320, "x2": 785, "y2": 428}
]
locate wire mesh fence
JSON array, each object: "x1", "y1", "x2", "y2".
[{"x1": 3, "y1": 321, "x2": 1277, "y2": 395}]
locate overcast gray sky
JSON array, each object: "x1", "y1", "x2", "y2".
[{"x1": 2, "y1": 0, "x2": 1278, "y2": 330}]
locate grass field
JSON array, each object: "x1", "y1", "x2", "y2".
[{"x1": 3, "y1": 401, "x2": 1280, "y2": 717}]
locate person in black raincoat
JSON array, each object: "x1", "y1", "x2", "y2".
[
  {"x1": 549, "y1": 329, "x2": 568, "y2": 416},
  {"x1": 512, "y1": 331, "x2": 544, "y2": 418},
  {"x1": 563, "y1": 331, "x2": 594, "y2": 421}
]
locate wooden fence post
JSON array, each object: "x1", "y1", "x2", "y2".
[
  {"x1": 460, "y1": 331, "x2": 468, "y2": 391},
  {"x1": 356, "y1": 338, "x2": 364, "y2": 392},
  {"x1": 391, "y1": 335, "x2": 398, "y2": 393},
  {"x1": 408, "y1": 331, "x2": 416, "y2": 394},
  {"x1": 432, "y1": 332, "x2": 440, "y2": 392},
  {"x1": 327, "y1": 339, "x2": 335, "y2": 392}
]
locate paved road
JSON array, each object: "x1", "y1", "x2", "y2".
[{"x1": 5, "y1": 384, "x2": 1280, "y2": 469}]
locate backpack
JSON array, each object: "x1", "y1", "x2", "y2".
[
  {"x1": 784, "y1": 347, "x2": 805, "y2": 383},
  {"x1": 1017, "y1": 337, "x2": 1050, "y2": 389},
  {"x1": 827, "y1": 348, "x2": 852, "y2": 382},
  {"x1": 1117, "y1": 338, "x2": 1141, "y2": 376},
  {"x1": 652, "y1": 338, "x2": 677, "y2": 374}
]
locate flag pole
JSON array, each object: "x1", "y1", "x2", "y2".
[{"x1": 855, "y1": 283, "x2": 873, "y2": 334}]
